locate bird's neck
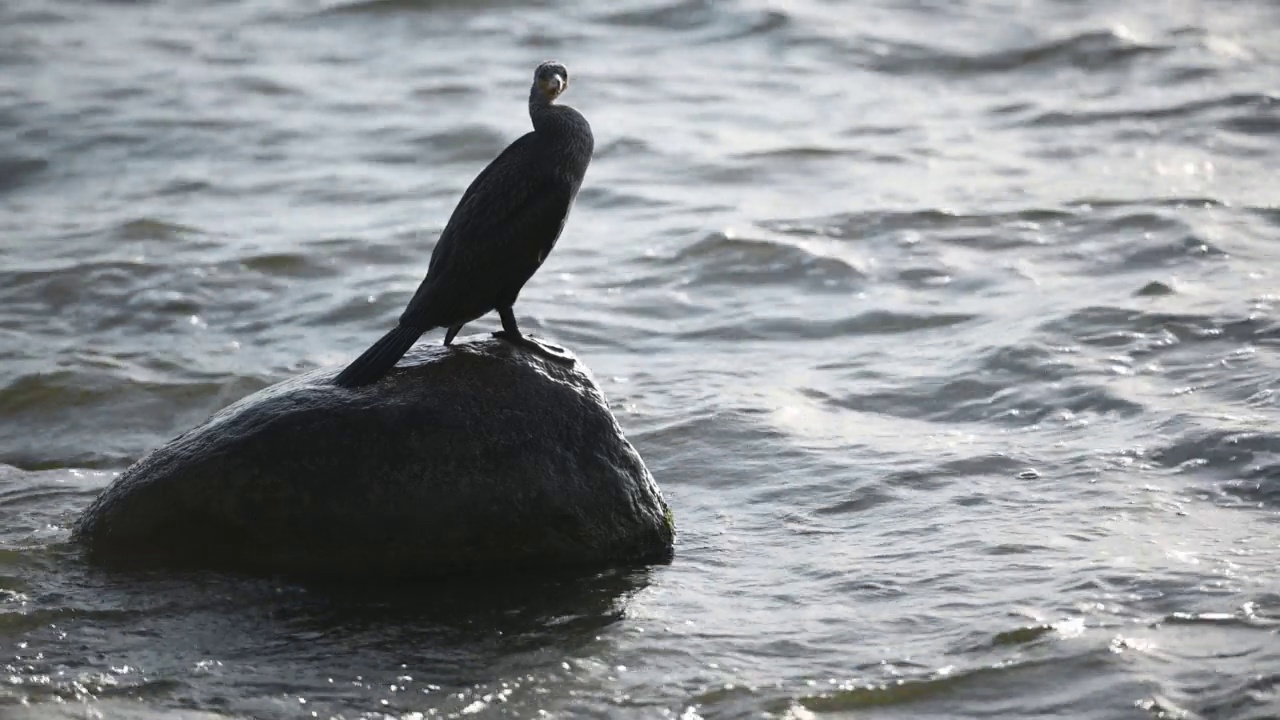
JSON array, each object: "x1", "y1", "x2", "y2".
[
  {"x1": 529, "y1": 96, "x2": 578, "y2": 137},
  {"x1": 528, "y1": 94, "x2": 593, "y2": 174}
]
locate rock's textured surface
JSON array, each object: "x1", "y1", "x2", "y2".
[{"x1": 73, "y1": 337, "x2": 673, "y2": 579}]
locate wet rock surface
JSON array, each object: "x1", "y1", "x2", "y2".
[{"x1": 72, "y1": 337, "x2": 674, "y2": 579}]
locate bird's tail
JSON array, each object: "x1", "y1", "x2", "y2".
[{"x1": 333, "y1": 325, "x2": 425, "y2": 388}]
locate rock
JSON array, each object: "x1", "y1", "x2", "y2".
[{"x1": 72, "y1": 337, "x2": 674, "y2": 579}]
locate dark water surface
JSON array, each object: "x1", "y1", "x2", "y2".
[{"x1": 2, "y1": 0, "x2": 1279, "y2": 717}]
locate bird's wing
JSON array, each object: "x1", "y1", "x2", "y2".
[
  {"x1": 426, "y1": 134, "x2": 539, "y2": 274},
  {"x1": 435, "y1": 179, "x2": 573, "y2": 288},
  {"x1": 399, "y1": 172, "x2": 574, "y2": 328}
]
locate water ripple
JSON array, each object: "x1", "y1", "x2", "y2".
[
  {"x1": 0, "y1": 155, "x2": 48, "y2": 193},
  {"x1": 670, "y1": 231, "x2": 865, "y2": 289},
  {"x1": 3, "y1": 0, "x2": 1279, "y2": 716},
  {"x1": 1026, "y1": 92, "x2": 1278, "y2": 128},
  {"x1": 867, "y1": 28, "x2": 1171, "y2": 76},
  {"x1": 678, "y1": 310, "x2": 976, "y2": 342}
]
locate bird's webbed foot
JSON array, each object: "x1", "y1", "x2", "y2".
[{"x1": 492, "y1": 330, "x2": 575, "y2": 365}]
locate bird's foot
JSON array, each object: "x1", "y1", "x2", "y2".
[{"x1": 492, "y1": 331, "x2": 575, "y2": 365}]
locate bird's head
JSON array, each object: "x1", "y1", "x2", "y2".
[{"x1": 534, "y1": 61, "x2": 569, "y2": 102}]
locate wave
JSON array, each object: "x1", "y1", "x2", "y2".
[
  {"x1": 1024, "y1": 92, "x2": 1278, "y2": 129},
  {"x1": 317, "y1": 0, "x2": 520, "y2": 15},
  {"x1": 764, "y1": 208, "x2": 1073, "y2": 242},
  {"x1": 664, "y1": 231, "x2": 866, "y2": 290},
  {"x1": 0, "y1": 369, "x2": 268, "y2": 470},
  {"x1": 804, "y1": 373, "x2": 1143, "y2": 427},
  {"x1": 1151, "y1": 428, "x2": 1280, "y2": 506},
  {"x1": 0, "y1": 155, "x2": 48, "y2": 193},
  {"x1": 598, "y1": 0, "x2": 718, "y2": 30},
  {"x1": 1044, "y1": 306, "x2": 1280, "y2": 350},
  {"x1": 677, "y1": 310, "x2": 976, "y2": 342},
  {"x1": 865, "y1": 28, "x2": 1170, "y2": 77},
  {"x1": 798, "y1": 649, "x2": 1120, "y2": 715}
]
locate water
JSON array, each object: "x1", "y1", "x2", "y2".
[{"x1": 2, "y1": 0, "x2": 1278, "y2": 717}]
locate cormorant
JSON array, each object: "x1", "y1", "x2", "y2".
[{"x1": 334, "y1": 61, "x2": 593, "y2": 388}]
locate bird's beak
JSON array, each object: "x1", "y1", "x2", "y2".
[{"x1": 550, "y1": 74, "x2": 566, "y2": 94}]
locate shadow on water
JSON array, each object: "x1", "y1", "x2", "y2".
[
  {"x1": 277, "y1": 565, "x2": 653, "y2": 651},
  {"x1": 37, "y1": 548, "x2": 650, "y2": 643},
  {"x1": 3, "y1": 536, "x2": 656, "y2": 711}
]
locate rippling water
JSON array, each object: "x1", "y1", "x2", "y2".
[{"x1": 3, "y1": 0, "x2": 1279, "y2": 717}]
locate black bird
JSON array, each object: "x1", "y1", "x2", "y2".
[{"x1": 334, "y1": 61, "x2": 594, "y2": 388}]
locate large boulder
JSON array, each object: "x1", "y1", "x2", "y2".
[{"x1": 72, "y1": 337, "x2": 674, "y2": 579}]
